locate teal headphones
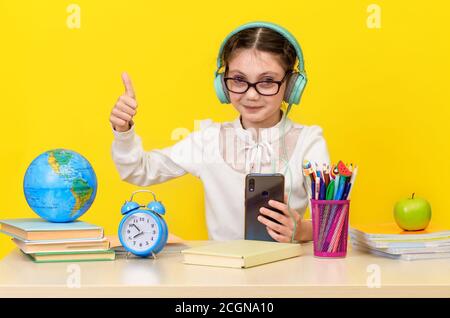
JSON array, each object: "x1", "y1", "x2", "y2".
[{"x1": 214, "y1": 21, "x2": 307, "y2": 105}]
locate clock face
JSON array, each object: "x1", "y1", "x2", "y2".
[{"x1": 121, "y1": 212, "x2": 159, "y2": 253}]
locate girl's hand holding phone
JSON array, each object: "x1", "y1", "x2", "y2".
[
  {"x1": 110, "y1": 72, "x2": 138, "y2": 132},
  {"x1": 257, "y1": 194, "x2": 303, "y2": 243}
]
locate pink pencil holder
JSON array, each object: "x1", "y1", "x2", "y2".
[{"x1": 311, "y1": 199, "x2": 350, "y2": 258}]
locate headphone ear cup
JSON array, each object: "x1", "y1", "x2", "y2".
[
  {"x1": 284, "y1": 72, "x2": 307, "y2": 105},
  {"x1": 284, "y1": 72, "x2": 298, "y2": 104},
  {"x1": 221, "y1": 74, "x2": 231, "y2": 103},
  {"x1": 214, "y1": 73, "x2": 230, "y2": 104}
]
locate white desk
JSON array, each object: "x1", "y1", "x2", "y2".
[{"x1": 1, "y1": 241, "x2": 449, "y2": 298}]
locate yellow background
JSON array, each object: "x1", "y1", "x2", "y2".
[{"x1": 1, "y1": 1, "x2": 449, "y2": 259}]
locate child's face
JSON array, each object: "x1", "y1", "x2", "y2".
[{"x1": 226, "y1": 48, "x2": 287, "y2": 128}]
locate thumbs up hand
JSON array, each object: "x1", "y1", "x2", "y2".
[{"x1": 110, "y1": 72, "x2": 138, "y2": 132}]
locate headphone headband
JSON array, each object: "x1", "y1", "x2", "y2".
[
  {"x1": 216, "y1": 21, "x2": 305, "y2": 75},
  {"x1": 214, "y1": 21, "x2": 307, "y2": 105}
]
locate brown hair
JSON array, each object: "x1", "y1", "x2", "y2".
[{"x1": 222, "y1": 27, "x2": 297, "y2": 75}]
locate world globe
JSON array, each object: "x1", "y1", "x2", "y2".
[{"x1": 23, "y1": 149, "x2": 97, "y2": 223}]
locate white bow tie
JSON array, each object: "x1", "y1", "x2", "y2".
[{"x1": 241, "y1": 140, "x2": 274, "y2": 173}]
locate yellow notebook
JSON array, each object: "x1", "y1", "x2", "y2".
[{"x1": 181, "y1": 240, "x2": 302, "y2": 269}]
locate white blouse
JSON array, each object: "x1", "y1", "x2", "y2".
[{"x1": 111, "y1": 111, "x2": 330, "y2": 240}]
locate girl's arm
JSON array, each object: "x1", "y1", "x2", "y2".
[
  {"x1": 258, "y1": 125, "x2": 330, "y2": 243},
  {"x1": 297, "y1": 219, "x2": 313, "y2": 242},
  {"x1": 302, "y1": 125, "x2": 331, "y2": 167},
  {"x1": 299, "y1": 125, "x2": 330, "y2": 242},
  {"x1": 110, "y1": 72, "x2": 207, "y2": 186},
  {"x1": 112, "y1": 125, "x2": 187, "y2": 186},
  {"x1": 111, "y1": 120, "x2": 212, "y2": 186}
]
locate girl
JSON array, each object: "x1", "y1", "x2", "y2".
[{"x1": 110, "y1": 22, "x2": 330, "y2": 243}]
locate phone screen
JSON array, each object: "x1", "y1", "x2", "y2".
[{"x1": 245, "y1": 173, "x2": 285, "y2": 242}]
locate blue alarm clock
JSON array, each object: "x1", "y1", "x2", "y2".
[{"x1": 118, "y1": 190, "x2": 169, "y2": 257}]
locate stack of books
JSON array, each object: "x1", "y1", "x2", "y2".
[
  {"x1": 350, "y1": 223, "x2": 450, "y2": 260},
  {"x1": 0, "y1": 218, "x2": 115, "y2": 263}
]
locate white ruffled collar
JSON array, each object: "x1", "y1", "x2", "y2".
[
  {"x1": 231, "y1": 110, "x2": 293, "y2": 172},
  {"x1": 232, "y1": 110, "x2": 293, "y2": 145}
]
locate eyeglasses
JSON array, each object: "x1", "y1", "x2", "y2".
[{"x1": 223, "y1": 72, "x2": 290, "y2": 96}]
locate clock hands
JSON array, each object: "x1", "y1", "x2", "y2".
[
  {"x1": 130, "y1": 223, "x2": 145, "y2": 239},
  {"x1": 130, "y1": 221, "x2": 154, "y2": 239}
]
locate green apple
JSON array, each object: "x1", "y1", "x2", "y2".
[{"x1": 394, "y1": 193, "x2": 432, "y2": 231}]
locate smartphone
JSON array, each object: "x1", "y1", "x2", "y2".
[{"x1": 245, "y1": 173, "x2": 285, "y2": 242}]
